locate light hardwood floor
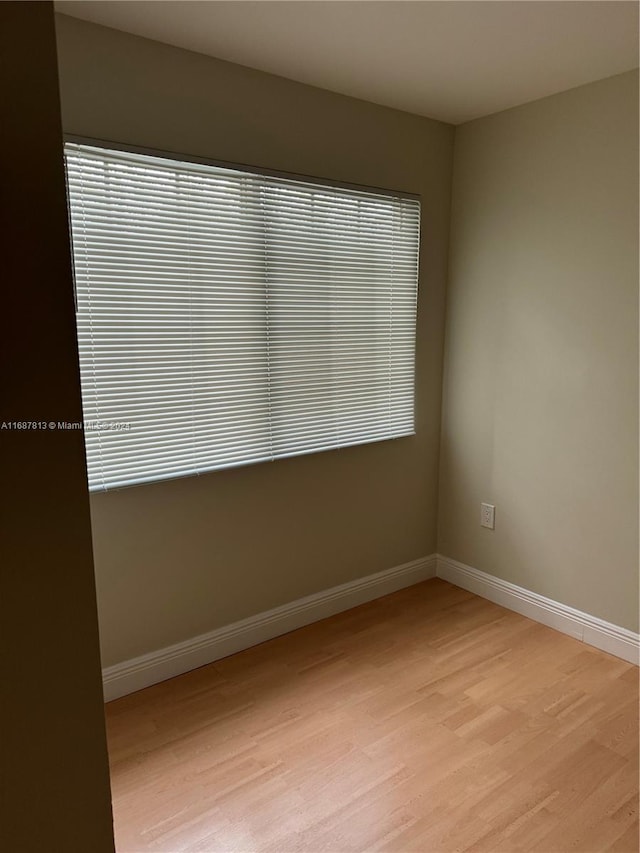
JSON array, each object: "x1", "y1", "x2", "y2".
[{"x1": 105, "y1": 579, "x2": 639, "y2": 853}]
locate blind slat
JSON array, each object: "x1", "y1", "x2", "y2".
[{"x1": 65, "y1": 143, "x2": 419, "y2": 491}]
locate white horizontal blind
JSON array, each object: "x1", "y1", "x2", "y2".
[{"x1": 65, "y1": 143, "x2": 420, "y2": 491}]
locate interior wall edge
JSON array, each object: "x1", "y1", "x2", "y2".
[
  {"x1": 437, "y1": 555, "x2": 640, "y2": 666},
  {"x1": 102, "y1": 555, "x2": 438, "y2": 701}
]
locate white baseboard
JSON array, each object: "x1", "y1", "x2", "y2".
[
  {"x1": 102, "y1": 551, "x2": 637, "y2": 701},
  {"x1": 436, "y1": 554, "x2": 640, "y2": 666},
  {"x1": 102, "y1": 554, "x2": 437, "y2": 701}
]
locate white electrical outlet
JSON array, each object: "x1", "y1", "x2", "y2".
[{"x1": 481, "y1": 503, "x2": 495, "y2": 529}]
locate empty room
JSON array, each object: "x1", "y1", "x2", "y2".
[{"x1": 3, "y1": 2, "x2": 639, "y2": 852}]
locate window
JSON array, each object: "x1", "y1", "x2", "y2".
[{"x1": 65, "y1": 143, "x2": 420, "y2": 491}]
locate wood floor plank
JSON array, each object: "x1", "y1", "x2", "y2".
[{"x1": 105, "y1": 578, "x2": 639, "y2": 852}]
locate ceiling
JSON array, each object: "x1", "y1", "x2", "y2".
[{"x1": 54, "y1": 1, "x2": 639, "y2": 125}]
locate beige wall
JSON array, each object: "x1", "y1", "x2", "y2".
[
  {"x1": 2, "y1": 4, "x2": 114, "y2": 850},
  {"x1": 54, "y1": 14, "x2": 454, "y2": 666},
  {"x1": 439, "y1": 71, "x2": 639, "y2": 632}
]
